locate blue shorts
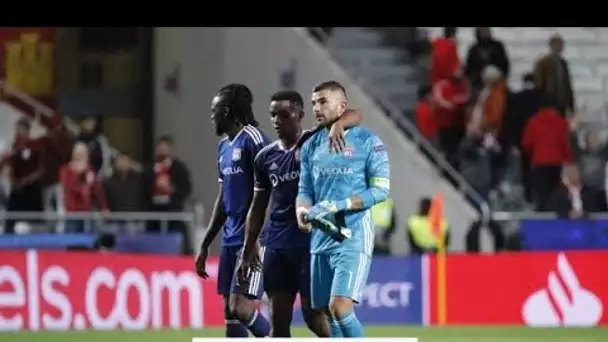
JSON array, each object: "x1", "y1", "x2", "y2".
[
  {"x1": 263, "y1": 247, "x2": 310, "y2": 297},
  {"x1": 310, "y1": 250, "x2": 371, "y2": 309},
  {"x1": 217, "y1": 246, "x2": 264, "y2": 299}
]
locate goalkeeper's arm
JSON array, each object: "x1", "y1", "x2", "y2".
[{"x1": 343, "y1": 135, "x2": 391, "y2": 211}]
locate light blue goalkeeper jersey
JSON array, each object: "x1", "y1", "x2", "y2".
[{"x1": 297, "y1": 126, "x2": 391, "y2": 256}]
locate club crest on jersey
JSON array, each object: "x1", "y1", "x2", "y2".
[
  {"x1": 343, "y1": 146, "x2": 354, "y2": 157},
  {"x1": 232, "y1": 148, "x2": 242, "y2": 161}
]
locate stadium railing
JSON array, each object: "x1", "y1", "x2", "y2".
[
  {"x1": 0, "y1": 210, "x2": 199, "y2": 232},
  {"x1": 0, "y1": 207, "x2": 205, "y2": 253},
  {"x1": 307, "y1": 27, "x2": 491, "y2": 223}
]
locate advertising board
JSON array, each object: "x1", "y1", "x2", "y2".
[{"x1": 1, "y1": 250, "x2": 606, "y2": 331}]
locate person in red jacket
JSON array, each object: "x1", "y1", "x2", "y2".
[
  {"x1": 432, "y1": 68, "x2": 471, "y2": 166},
  {"x1": 522, "y1": 103, "x2": 573, "y2": 211},
  {"x1": 4, "y1": 119, "x2": 45, "y2": 234},
  {"x1": 38, "y1": 122, "x2": 74, "y2": 217},
  {"x1": 431, "y1": 27, "x2": 461, "y2": 86},
  {"x1": 59, "y1": 142, "x2": 108, "y2": 233},
  {"x1": 416, "y1": 85, "x2": 438, "y2": 144}
]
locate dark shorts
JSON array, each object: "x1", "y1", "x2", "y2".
[
  {"x1": 217, "y1": 246, "x2": 264, "y2": 299},
  {"x1": 263, "y1": 247, "x2": 310, "y2": 297}
]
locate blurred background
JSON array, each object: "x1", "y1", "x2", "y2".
[{"x1": 0, "y1": 27, "x2": 606, "y2": 340}]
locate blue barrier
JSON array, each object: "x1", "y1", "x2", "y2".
[
  {"x1": 114, "y1": 233, "x2": 183, "y2": 255},
  {"x1": 0, "y1": 233, "x2": 183, "y2": 254},
  {"x1": 520, "y1": 219, "x2": 608, "y2": 251},
  {"x1": 0, "y1": 233, "x2": 97, "y2": 249}
]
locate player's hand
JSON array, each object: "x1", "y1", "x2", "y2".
[
  {"x1": 195, "y1": 246, "x2": 210, "y2": 279},
  {"x1": 328, "y1": 121, "x2": 346, "y2": 153},
  {"x1": 237, "y1": 249, "x2": 262, "y2": 283},
  {"x1": 306, "y1": 200, "x2": 344, "y2": 221},
  {"x1": 296, "y1": 206, "x2": 312, "y2": 233}
]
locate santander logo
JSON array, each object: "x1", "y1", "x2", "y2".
[{"x1": 522, "y1": 253, "x2": 603, "y2": 327}]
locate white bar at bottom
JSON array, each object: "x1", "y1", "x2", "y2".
[{"x1": 193, "y1": 339, "x2": 419, "y2": 342}]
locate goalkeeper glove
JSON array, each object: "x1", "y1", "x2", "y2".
[{"x1": 305, "y1": 199, "x2": 351, "y2": 222}]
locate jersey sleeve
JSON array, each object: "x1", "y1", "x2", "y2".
[
  {"x1": 350, "y1": 134, "x2": 390, "y2": 209},
  {"x1": 366, "y1": 135, "x2": 391, "y2": 193},
  {"x1": 245, "y1": 129, "x2": 270, "y2": 165},
  {"x1": 253, "y1": 150, "x2": 270, "y2": 191},
  {"x1": 296, "y1": 140, "x2": 314, "y2": 205}
]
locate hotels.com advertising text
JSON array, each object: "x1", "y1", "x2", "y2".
[{"x1": 0, "y1": 250, "x2": 224, "y2": 331}]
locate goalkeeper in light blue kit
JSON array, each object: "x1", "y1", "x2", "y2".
[{"x1": 295, "y1": 81, "x2": 390, "y2": 337}]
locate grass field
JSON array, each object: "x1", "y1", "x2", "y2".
[{"x1": 2, "y1": 326, "x2": 608, "y2": 342}]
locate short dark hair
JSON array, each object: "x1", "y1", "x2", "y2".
[
  {"x1": 417, "y1": 85, "x2": 431, "y2": 100},
  {"x1": 218, "y1": 83, "x2": 258, "y2": 127},
  {"x1": 16, "y1": 118, "x2": 31, "y2": 130},
  {"x1": 270, "y1": 90, "x2": 304, "y2": 108},
  {"x1": 157, "y1": 135, "x2": 174, "y2": 145},
  {"x1": 419, "y1": 197, "x2": 432, "y2": 215},
  {"x1": 444, "y1": 27, "x2": 457, "y2": 38},
  {"x1": 312, "y1": 80, "x2": 347, "y2": 98},
  {"x1": 522, "y1": 72, "x2": 535, "y2": 84}
]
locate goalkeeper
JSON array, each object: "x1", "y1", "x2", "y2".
[{"x1": 295, "y1": 81, "x2": 391, "y2": 337}]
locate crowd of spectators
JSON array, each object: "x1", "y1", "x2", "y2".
[
  {"x1": 0, "y1": 112, "x2": 193, "y2": 239},
  {"x1": 419, "y1": 27, "x2": 607, "y2": 219}
]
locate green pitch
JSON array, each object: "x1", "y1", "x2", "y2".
[{"x1": 2, "y1": 326, "x2": 608, "y2": 342}]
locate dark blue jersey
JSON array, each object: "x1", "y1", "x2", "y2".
[
  {"x1": 253, "y1": 131, "x2": 313, "y2": 248},
  {"x1": 218, "y1": 125, "x2": 271, "y2": 247}
]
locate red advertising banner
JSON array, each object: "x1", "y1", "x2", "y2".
[
  {"x1": 0, "y1": 27, "x2": 56, "y2": 109},
  {"x1": 429, "y1": 251, "x2": 608, "y2": 326},
  {"x1": 0, "y1": 250, "x2": 224, "y2": 331}
]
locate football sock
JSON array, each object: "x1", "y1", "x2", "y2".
[
  {"x1": 245, "y1": 309, "x2": 270, "y2": 337},
  {"x1": 327, "y1": 316, "x2": 344, "y2": 337},
  {"x1": 225, "y1": 318, "x2": 249, "y2": 337},
  {"x1": 336, "y1": 311, "x2": 364, "y2": 337}
]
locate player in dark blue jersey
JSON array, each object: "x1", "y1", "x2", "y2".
[
  {"x1": 195, "y1": 84, "x2": 271, "y2": 338},
  {"x1": 237, "y1": 90, "x2": 362, "y2": 337}
]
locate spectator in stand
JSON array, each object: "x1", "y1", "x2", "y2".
[
  {"x1": 59, "y1": 142, "x2": 108, "y2": 233},
  {"x1": 433, "y1": 67, "x2": 470, "y2": 167},
  {"x1": 77, "y1": 112, "x2": 112, "y2": 177},
  {"x1": 465, "y1": 27, "x2": 510, "y2": 92},
  {"x1": 569, "y1": 117, "x2": 608, "y2": 211},
  {"x1": 103, "y1": 153, "x2": 145, "y2": 231},
  {"x1": 3, "y1": 119, "x2": 44, "y2": 234},
  {"x1": 469, "y1": 65, "x2": 508, "y2": 188},
  {"x1": 547, "y1": 164, "x2": 602, "y2": 219},
  {"x1": 415, "y1": 85, "x2": 438, "y2": 148},
  {"x1": 522, "y1": 101, "x2": 573, "y2": 211},
  {"x1": 503, "y1": 73, "x2": 543, "y2": 203},
  {"x1": 458, "y1": 121, "x2": 495, "y2": 202},
  {"x1": 0, "y1": 163, "x2": 10, "y2": 211},
  {"x1": 38, "y1": 120, "x2": 74, "y2": 220},
  {"x1": 431, "y1": 27, "x2": 460, "y2": 86},
  {"x1": 143, "y1": 135, "x2": 192, "y2": 234},
  {"x1": 533, "y1": 34, "x2": 575, "y2": 117}
]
